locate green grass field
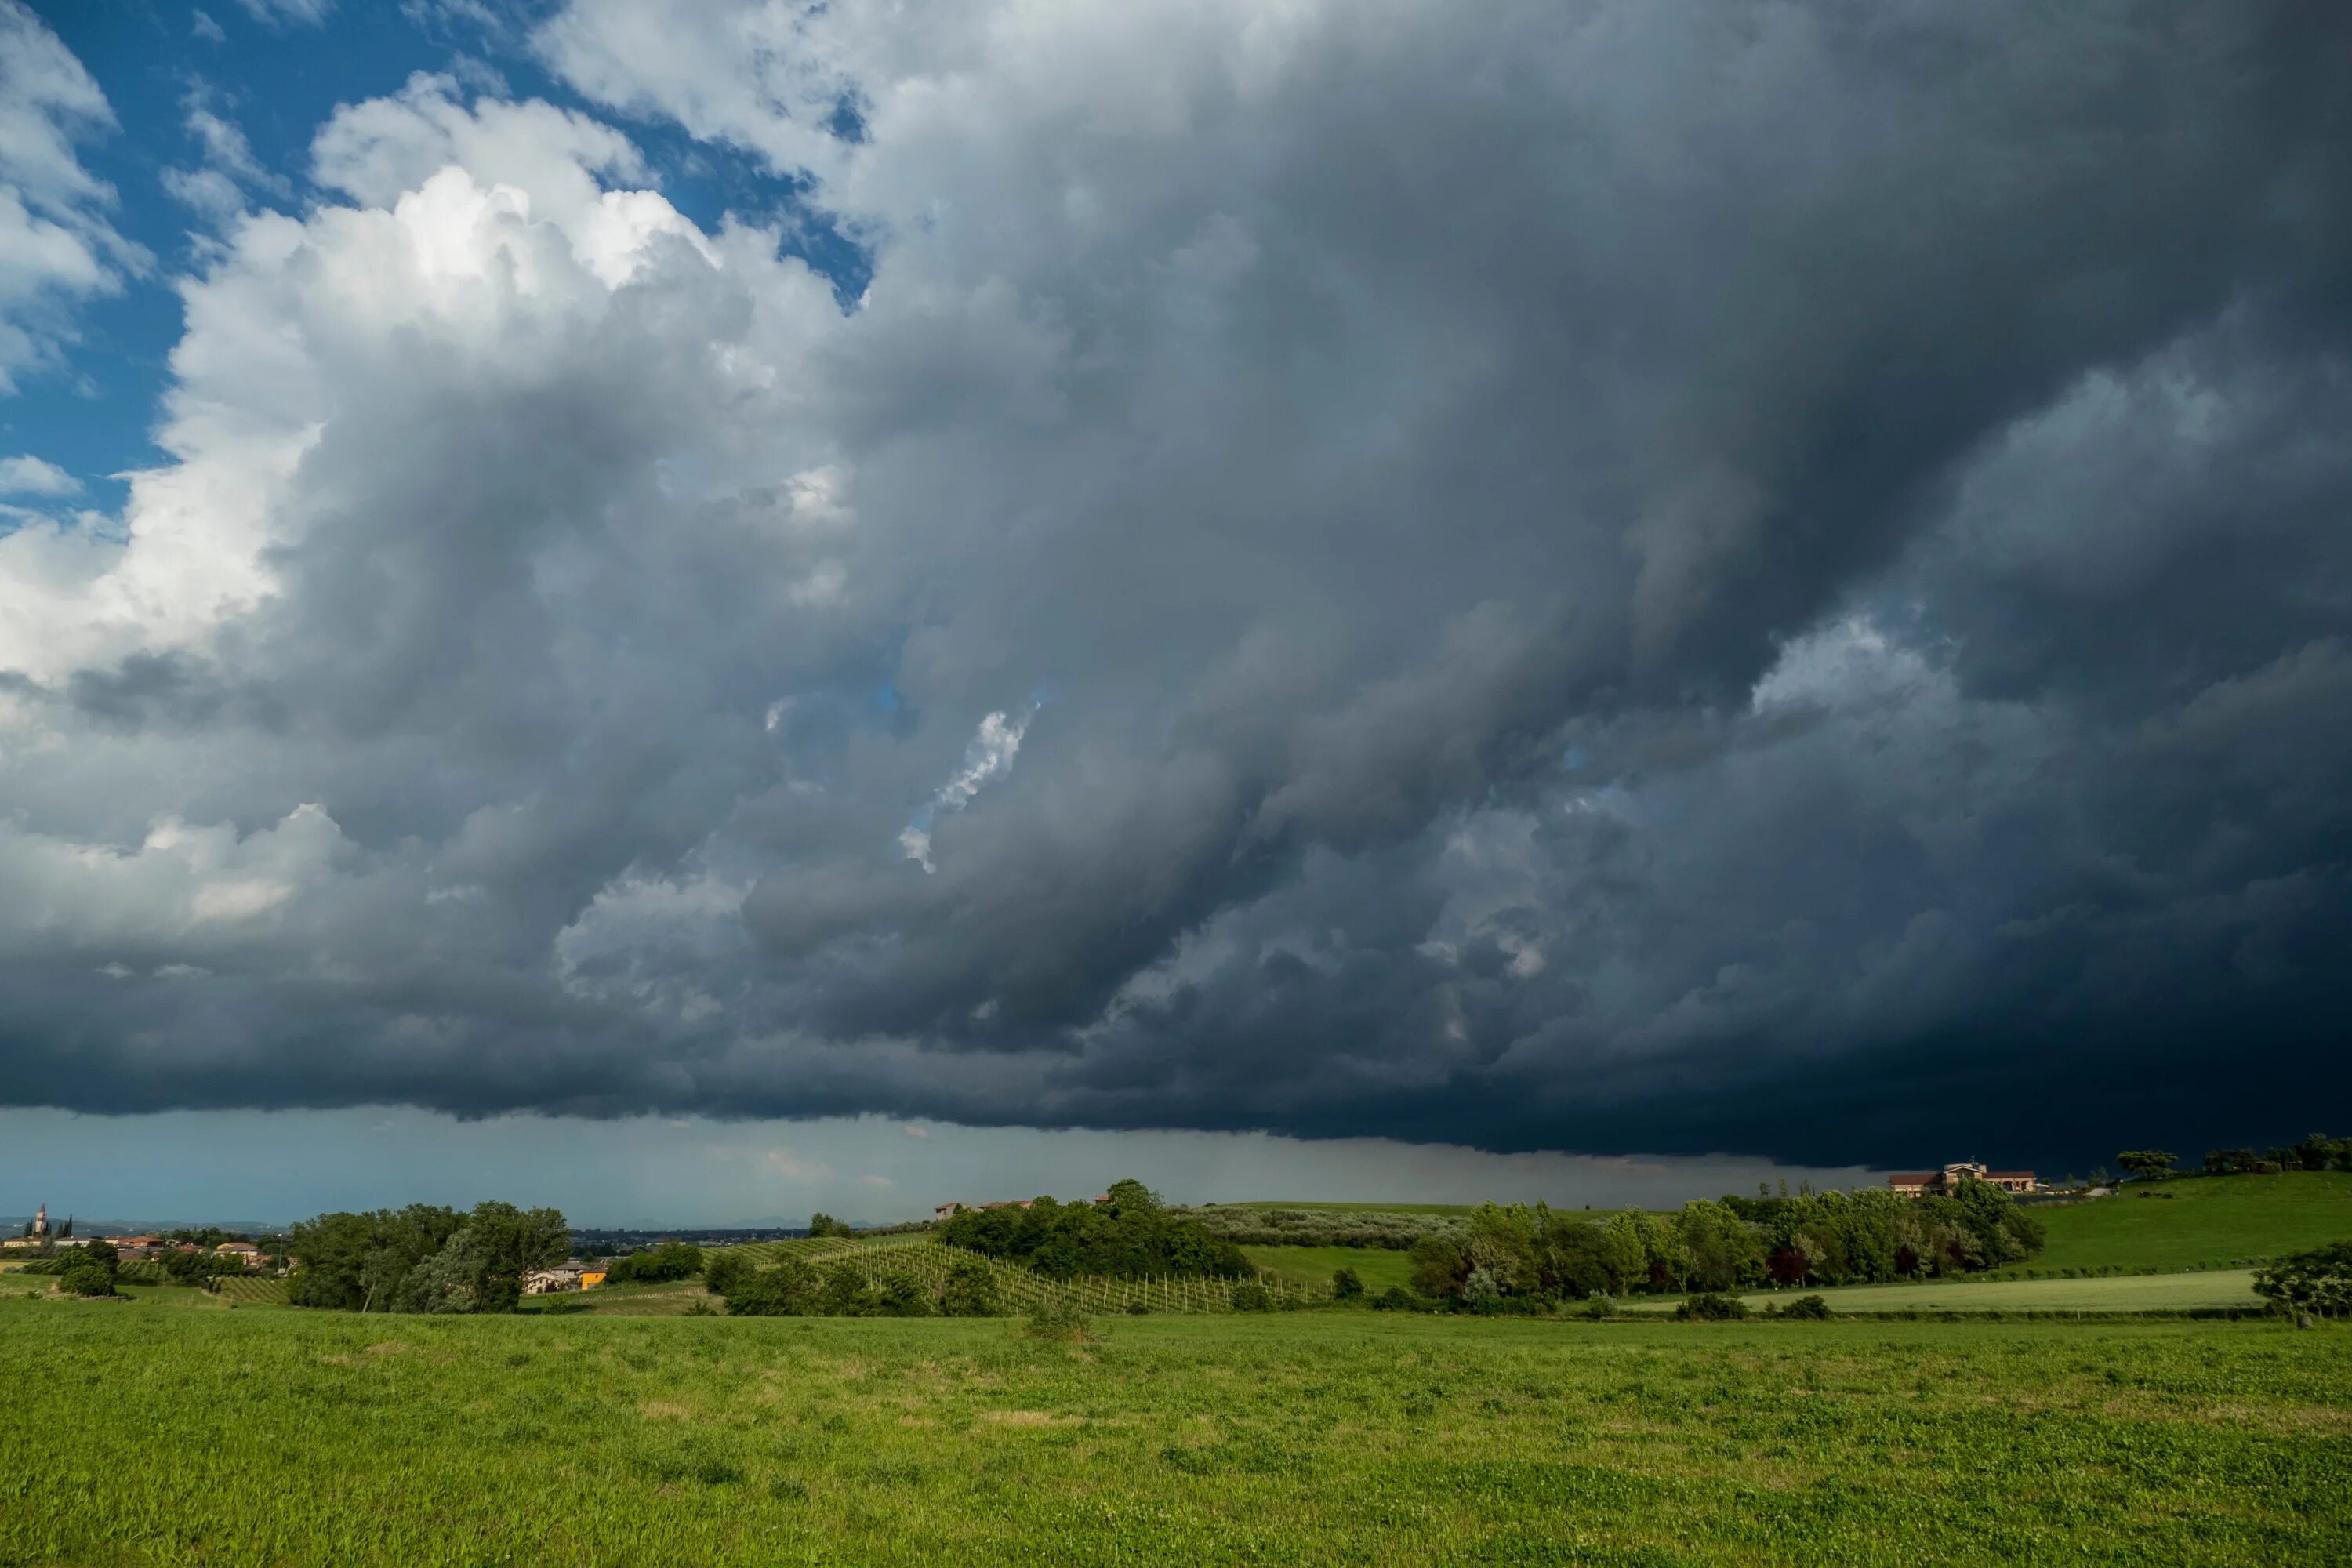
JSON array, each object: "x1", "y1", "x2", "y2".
[
  {"x1": 1, "y1": 1299, "x2": 2345, "y2": 1565},
  {"x1": 1238, "y1": 1244, "x2": 1417, "y2": 1292},
  {"x1": 1626, "y1": 1270, "x2": 2263, "y2": 1316},
  {"x1": 2007, "y1": 1173, "x2": 2352, "y2": 1274}
]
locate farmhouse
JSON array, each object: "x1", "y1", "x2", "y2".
[
  {"x1": 1889, "y1": 1162, "x2": 2038, "y2": 1196},
  {"x1": 521, "y1": 1267, "x2": 583, "y2": 1295}
]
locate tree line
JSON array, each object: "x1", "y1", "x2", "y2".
[
  {"x1": 2117, "y1": 1134, "x2": 2351, "y2": 1181},
  {"x1": 937, "y1": 1180, "x2": 1251, "y2": 1279},
  {"x1": 287, "y1": 1202, "x2": 569, "y2": 1314},
  {"x1": 705, "y1": 1250, "x2": 1001, "y2": 1317},
  {"x1": 1401, "y1": 1181, "x2": 2043, "y2": 1309}
]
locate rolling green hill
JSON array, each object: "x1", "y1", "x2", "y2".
[
  {"x1": 1625, "y1": 1270, "x2": 2263, "y2": 1316},
  {"x1": 2002, "y1": 1172, "x2": 2352, "y2": 1274},
  {"x1": 1239, "y1": 1245, "x2": 1417, "y2": 1293}
]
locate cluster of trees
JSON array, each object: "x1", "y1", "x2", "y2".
[
  {"x1": 287, "y1": 1201, "x2": 569, "y2": 1314},
  {"x1": 58, "y1": 1239, "x2": 118, "y2": 1298},
  {"x1": 2204, "y1": 1134, "x2": 2352, "y2": 1175},
  {"x1": 1182, "y1": 1207, "x2": 1464, "y2": 1250},
  {"x1": 807, "y1": 1213, "x2": 858, "y2": 1240},
  {"x1": 703, "y1": 1251, "x2": 1001, "y2": 1317},
  {"x1": 939, "y1": 1180, "x2": 1251, "y2": 1279},
  {"x1": 157, "y1": 1247, "x2": 252, "y2": 1287},
  {"x1": 20, "y1": 1239, "x2": 128, "y2": 1296},
  {"x1": 602, "y1": 1241, "x2": 704, "y2": 1283},
  {"x1": 1402, "y1": 1183, "x2": 2043, "y2": 1308}
]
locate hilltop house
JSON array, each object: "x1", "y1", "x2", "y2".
[{"x1": 1888, "y1": 1162, "x2": 2038, "y2": 1196}]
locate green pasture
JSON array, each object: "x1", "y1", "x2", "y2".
[
  {"x1": 1239, "y1": 1244, "x2": 1417, "y2": 1292},
  {"x1": 2006, "y1": 1173, "x2": 2352, "y2": 1274},
  {"x1": 1628, "y1": 1269, "x2": 2263, "y2": 1316},
  {"x1": 2, "y1": 1301, "x2": 2347, "y2": 1566}
]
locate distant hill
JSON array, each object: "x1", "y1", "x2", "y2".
[{"x1": 1999, "y1": 1171, "x2": 2352, "y2": 1273}]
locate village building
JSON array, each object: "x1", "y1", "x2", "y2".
[
  {"x1": 521, "y1": 1266, "x2": 583, "y2": 1295},
  {"x1": 1888, "y1": 1162, "x2": 2038, "y2": 1197}
]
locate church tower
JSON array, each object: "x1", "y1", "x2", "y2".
[{"x1": 31, "y1": 1203, "x2": 47, "y2": 1237}]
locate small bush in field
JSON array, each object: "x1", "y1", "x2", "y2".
[
  {"x1": 1025, "y1": 1301, "x2": 1097, "y2": 1341},
  {"x1": 1674, "y1": 1292, "x2": 1749, "y2": 1322}
]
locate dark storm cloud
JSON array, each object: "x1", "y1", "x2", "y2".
[{"x1": 3, "y1": 1, "x2": 2350, "y2": 1169}]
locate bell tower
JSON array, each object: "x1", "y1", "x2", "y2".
[{"x1": 31, "y1": 1203, "x2": 48, "y2": 1237}]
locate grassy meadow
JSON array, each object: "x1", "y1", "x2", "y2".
[
  {"x1": 3, "y1": 1298, "x2": 2349, "y2": 1566},
  {"x1": 1624, "y1": 1269, "x2": 2263, "y2": 1316},
  {"x1": 1999, "y1": 1173, "x2": 2352, "y2": 1274},
  {"x1": 1237, "y1": 1244, "x2": 1417, "y2": 1293}
]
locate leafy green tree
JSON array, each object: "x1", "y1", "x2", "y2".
[
  {"x1": 2118, "y1": 1150, "x2": 2176, "y2": 1182},
  {"x1": 877, "y1": 1272, "x2": 932, "y2": 1316},
  {"x1": 702, "y1": 1250, "x2": 752, "y2": 1298},
  {"x1": 725, "y1": 1258, "x2": 818, "y2": 1316},
  {"x1": 1602, "y1": 1212, "x2": 1646, "y2": 1294},
  {"x1": 394, "y1": 1227, "x2": 491, "y2": 1314},
  {"x1": 1676, "y1": 1200, "x2": 1764, "y2": 1292},
  {"x1": 938, "y1": 1256, "x2": 1001, "y2": 1317},
  {"x1": 1407, "y1": 1235, "x2": 1468, "y2": 1299},
  {"x1": 818, "y1": 1261, "x2": 871, "y2": 1316},
  {"x1": 808, "y1": 1213, "x2": 857, "y2": 1240},
  {"x1": 288, "y1": 1205, "x2": 465, "y2": 1311},
  {"x1": 59, "y1": 1238, "x2": 118, "y2": 1298},
  {"x1": 1536, "y1": 1212, "x2": 1611, "y2": 1299},
  {"x1": 2254, "y1": 1241, "x2": 2352, "y2": 1318},
  {"x1": 1330, "y1": 1266, "x2": 1365, "y2": 1301}
]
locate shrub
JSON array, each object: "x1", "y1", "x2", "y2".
[
  {"x1": 702, "y1": 1250, "x2": 753, "y2": 1298},
  {"x1": 1370, "y1": 1287, "x2": 1420, "y2": 1312},
  {"x1": 1330, "y1": 1266, "x2": 1365, "y2": 1301},
  {"x1": 1229, "y1": 1280, "x2": 1273, "y2": 1312},
  {"x1": 1582, "y1": 1294, "x2": 1614, "y2": 1320},
  {"x1": 1673, "y1": 1292, "x2": 1749, "y2": 1322},
  {"x1": 1024, "y1": 1301, "x2": 1096, "y2": 1341},
  {"x1": 876, "y1": 1272, "x2": 931, "y2": 1318},
  {"x1": 938, "y1": 1257, "x2": 1001, "y2": 1318},
  {"x1": 2254, "y1": 1240, "x2": 2352, "y2": 1319},
  {"x1": 1778, "y1": 1294, "x2": 1832, "y2": 1321},
  {"x1": 724, "y1": 1258, "x2": 818, "y2": 1317}
]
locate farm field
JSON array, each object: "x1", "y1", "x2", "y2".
[
  {"x1": 2003, "y1": 1173, "x2": 2352, "y2": 1274},
  {"x1": 1238, "y1": 1244, "x2": 1417, "y2": 1293},
  {"x1": 2, "y1": 1302, "x2": 2347, "y2": 1566},
  {"x1": 1627, "y1": 1269, "x2": 2263, "y2": 1316}
]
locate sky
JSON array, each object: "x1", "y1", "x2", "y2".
[{"x1": 2, "y1": 1, "x2": 2350, "y2": 1225}]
